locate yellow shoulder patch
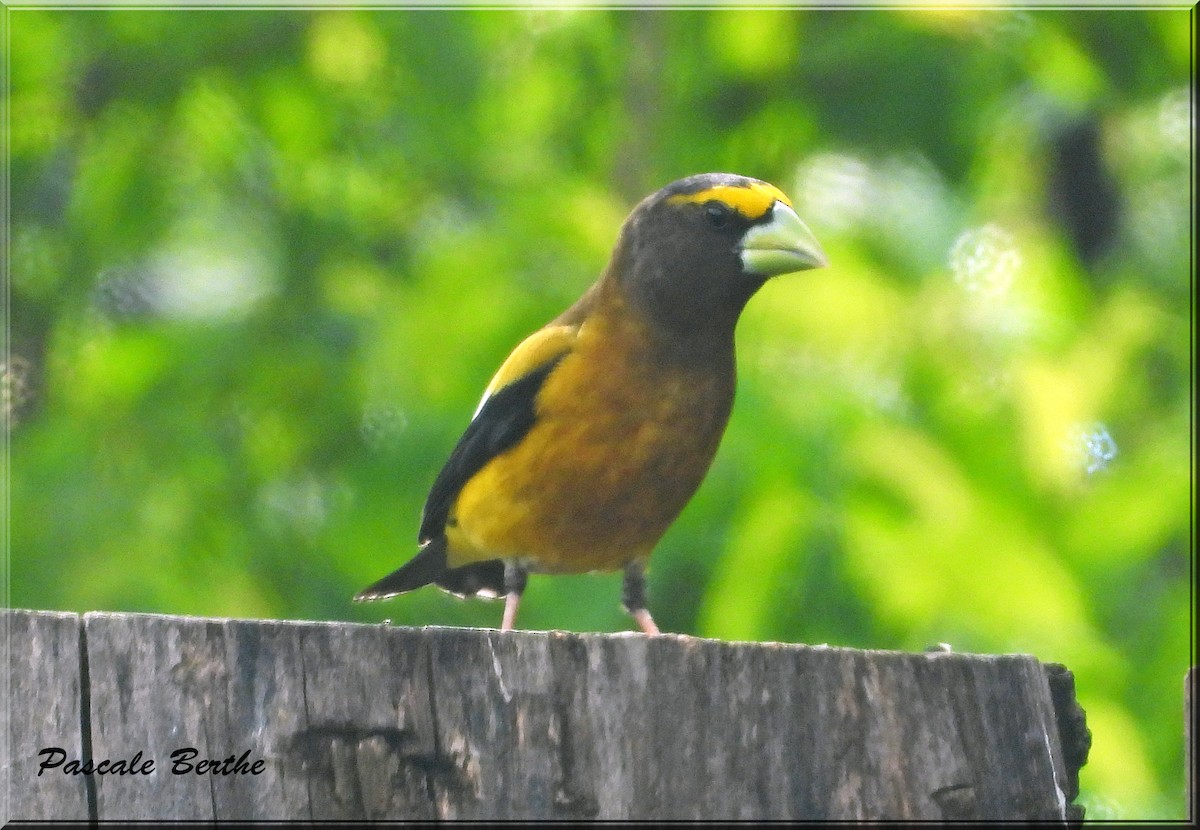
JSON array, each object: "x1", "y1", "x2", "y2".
[
  {"x1": 667, "y1": 181, "x2": 792, "y2": 220},
  {"x1": 474, "y1": 324, "x2": 578, "y2": 418}
]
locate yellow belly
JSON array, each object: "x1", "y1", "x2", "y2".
[{"x1": 445, "y1": 316, "x2": 733, "y2": 574}]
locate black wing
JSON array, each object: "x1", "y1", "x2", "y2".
[{"x1": 418, "y1": 354, "x2": 566, "y2": 544}]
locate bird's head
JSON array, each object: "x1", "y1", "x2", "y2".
[{"x1": 610, "y1": 172, "x2": 828, "y2": 341}]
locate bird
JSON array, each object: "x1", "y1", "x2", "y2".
[{"x1": 354, "y1": 172, "x2": 828, "y2": 634}]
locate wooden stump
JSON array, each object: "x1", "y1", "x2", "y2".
[{"x1": 3, "y1": 609, "x2": 1090, "y2": 821}]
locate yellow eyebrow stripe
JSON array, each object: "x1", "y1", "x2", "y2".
[{"x1": 667, "y1": 182, "x2": 792, "y2": 219}]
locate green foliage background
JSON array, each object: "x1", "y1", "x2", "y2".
[{"x1": 5, "y1": 7, "x2": 1193, "y2": 819}]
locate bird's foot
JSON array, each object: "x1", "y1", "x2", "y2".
[
  {"x1": 631, "y1": 608, "x2": 661, "y2": 636},
  {"x1": 501, "y1": 592, "x2": 520, "y2": 631}
]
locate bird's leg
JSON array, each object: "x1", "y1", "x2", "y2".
[
  {"x1": 500, "y1": 562, "x2": 528, "y2": 632},
  {"x1": 622, "y1": 560, "x2": 661, "y2": 635}
]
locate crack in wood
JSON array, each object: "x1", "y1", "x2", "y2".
[{"x1": 76, "y1": 616, "x2": 99, "y2": 823}]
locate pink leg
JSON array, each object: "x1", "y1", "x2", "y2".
[
  {"x1": 623, "y1": 561, "x2": 660, "y2": 635},
  {"x1": 631, "y1": 608, "x2": 661, "y2": 636},
  {"x1": 500, "y1": 563, "x2": 527, "y2": 631},
  {"x1": 501, "y1": 592, "x2": 521, "y2": 631}
]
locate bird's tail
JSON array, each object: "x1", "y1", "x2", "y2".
[
  {"x1": 353, "y1": 536, "x2": 508, "y2": 602},
  {"x1": 354, "y1": 537, "x2": 450, "y2": 602}
]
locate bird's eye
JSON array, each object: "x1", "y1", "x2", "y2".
[{"x1": 704, "y1": 201, "x2": 733, "y2": 229}]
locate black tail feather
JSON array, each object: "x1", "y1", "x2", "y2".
[
  {"x1": 436, "y1": 559, "x2": 506, "y2": 599},
  {"x1": 354, "y1": 536, "x2": 507, "y2": 602},
  {"x1": 354, "y1": 538, "x2": 449, "y2": 601}
]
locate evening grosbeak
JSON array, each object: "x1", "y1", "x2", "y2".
[{"x1": 355, "y1": 173, "x2": 828, "y2": 634}]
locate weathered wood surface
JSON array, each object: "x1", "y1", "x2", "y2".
[
  {"x1": 3, "y1": 609, "x2": 91, "y2": 820},
  {"x1": 4, "y1": 608, "x2": 1090, "y2": 822}
]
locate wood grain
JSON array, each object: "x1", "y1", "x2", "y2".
[
  {"x1": 3, "y1": 609, "x2": 1093, "y2": 821},
  {"x1": 3, "y1": 609, "x2": 90, "y2": 820}
]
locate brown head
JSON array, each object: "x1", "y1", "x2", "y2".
[{"x1": 606, "y1": 172, "x2": 828, "y2": 344}]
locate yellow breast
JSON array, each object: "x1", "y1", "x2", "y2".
[{"x1": 446, "y1": 295, "x2": 734, "y2": 573}]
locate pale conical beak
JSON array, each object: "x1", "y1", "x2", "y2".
[{"x1": 739, "y1": 201, "x2": 829, "y2": 277}]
